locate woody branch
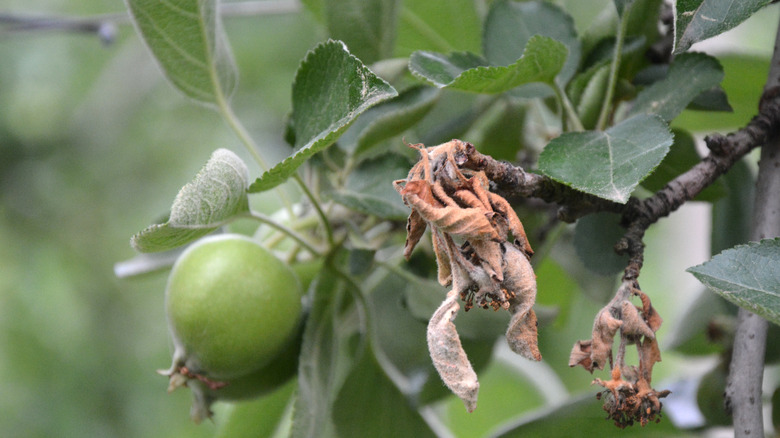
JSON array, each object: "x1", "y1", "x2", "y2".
[{"x1": 462, "y1": 94, "x2": 780, "y2": 282}]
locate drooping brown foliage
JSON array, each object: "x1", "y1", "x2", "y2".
[
  {"x1": 394, "y1": 139, "x2": 539, "y2": 411},
  {"x1": 569, "y1": 282, "x2": 669, "y2": 427}
]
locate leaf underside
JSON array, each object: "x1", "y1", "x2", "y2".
[
  {"x1": 126, "y1": 0, "x2": 237, "y2": 105},
  {"x1": 131, "y1": 148, "x2": 249, "y2": 252},
  {"x1": 483, "y1": 0, "x2": 581, "y2": 85},
  {"x1": 409, "y1": 35, "x2": 567, "y2": 94},
  {"x1": 627, "y1": 52, "x2": 725, "y2": 122},
  {"x1": 674, "y1": 0, "x2": 772, "y2": 54}
]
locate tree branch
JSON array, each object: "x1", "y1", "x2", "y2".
[
  {"x1": 463, "y1": 94, "x2": 780, "y2": 281},
  {"x1": 0, "y1": 0, "x2": 302, "y2": 43},
  {"x1": 724, "y1": 13, "x2": 780, "y2": 436}
]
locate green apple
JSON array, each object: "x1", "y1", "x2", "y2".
[{"x1": 164, "y1": 234, "x2": 303, "y2": 381}]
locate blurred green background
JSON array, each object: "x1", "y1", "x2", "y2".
[
  {"x1": 1, "y1": 0, "x2": 779, "y2": 437},
  {"x1": 0, "y1": 1, "x2": 322, "y2": 436}
]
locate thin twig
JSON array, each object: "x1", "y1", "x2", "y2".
[{"x1": 0, "y1": 0, "x2": 302, "y2": 42}]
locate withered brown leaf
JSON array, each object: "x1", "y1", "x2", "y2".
[
  {"x1": 488, "y1": 192, "x2": 533, "y2": 257},
  {"x1": 638, "y1": 337, "x2": 662, "y2": 382},
  {"x1": 432, "y1": 229, "x2": 452, "y2": 286},
  {"x1": 403, "y1": 210, "x2": 427, "y2": 260},
  {"x1": 469, "y1": 239, "x2": 504, "y2": 283},
  {"x1": 403, "y1": 190, "x2": 499, "y2": 242},
  {"x1": 503, "y1": 244, "x2": 541, "y2": 360},
  {"x1": 427, "y1": 295, "x2": 479, "y2": 412},
  {"x1": 589, "y1": 309, "x2": 623, "y2": 371},
  {"x1": 569, "y1": 340, "x2": 594, "y2": 370},
  {"x1": 620, "y1": 301, "x2": 655, "y2": 339},
  {"x1": 637, "y1": 290, "x2": 663, "y2": 332},
  {"x1": 394, "y1": 140, "x2": 542, "y2": 413}
]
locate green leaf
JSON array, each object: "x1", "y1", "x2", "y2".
[
  {"x1": 538, "y1": 114, "x2": 673, "y2": 203},
  {"x1": 248, "y1": 40, "x2": 397, "y2": 193},
  {"x1": 409, "y1": 35, "x2": 567, "y2": 93},
  {"x1": 483, "y1": 0, "x2": 581, "y2": 85},
  {"x1": 324, "y1": 0, "x2": 399, "y2": 64},
  {"x1": 627, "y1": 53, "x2": 725, "y2": 122},
  {"x1": 641, "y1": 128, "x2": 725, "y2": 202},
  {"x1": 688, "y1": 86, "x2": 733, "y2": 112},
  {"x1": 688, "y1": 239, "x2": 780, "y2": 326},
  {"x1": 395, "y1": 0, "x2": 481, "y2": 56},
  {"x1": 674, "y1": 0, "x2": 772, "y2": 54},
  {"x1": 125, "y1": 0, "x2": 236, "y2": 105},
  {"x1": 131, "y1": 148, "x2": 249, "y2": 252},
  {"x1": 292, "y1": 267, "x2": 361, "y2": 438},
  {"x1": 339, "y1": 85, "x2": 439, "y2": 156},
  {"x1": 574, "y1": 212, "x2": 630, "y2": 276},
  {"x1": 408, "y1": 51, "x2": 485, "y2": 88},
  {"x1": 674, "y1": 55, "x2": 768, "y2": 132},
  {"x1": 329, "y1": 153, "x2": 410, "y2": 220},
  {"x1": 333, "y1": 346, "x2": 437, "y2": 438}
]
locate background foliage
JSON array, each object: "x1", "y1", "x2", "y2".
[{"x1": 1, "y1": 0, "x2": 779, "y2": 437}]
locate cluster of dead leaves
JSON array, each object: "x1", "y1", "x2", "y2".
[
  {"x1": 569, "y1": 281, "x2": 670, "y2": 428},
  {"x1": 394, "y1": 139, "x2": 540, "y2": 412}
]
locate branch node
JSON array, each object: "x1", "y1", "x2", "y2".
[{"x1": 704, "y1": 134, "x2": 728, "y2": 155}]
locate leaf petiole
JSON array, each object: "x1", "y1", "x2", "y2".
[
  {"x1": 242, "y1": 210, "x2": 322, "y2": 256},
  {"x1": 554, "y1": 83, "x2": 584, "y2": 132},
  {"x1": 596, "y1": 1, "x2": 632, "y2": 131}
]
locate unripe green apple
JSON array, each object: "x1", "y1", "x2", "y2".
[
  {"x1": 187, "y1": 319, "x2": 304, "y2": 422},
  {"x1": 164, "y1": 234, "x2": 303, "y2": 382}
]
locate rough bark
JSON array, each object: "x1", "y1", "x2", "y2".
[{"x1": 725, "y1": 15, "x2": 780, "y2": 435}]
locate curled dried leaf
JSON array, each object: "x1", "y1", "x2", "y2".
[
  {"x1": 588, "y1": 309, "x2": 622, "y2": 370},
  {"x1": 403, "y1": 191, "x2": 499, "y2": 242},
  {"x1": 488, "y1": 192, "x2": 533, "y2": 257},
  {"x1": 395, "y1": 140, "x2": 540, "y2": 412},
  {"x1": 403, "y1": 210, "x2": 427, "y2": 260},
  {"x1": 432, "y1": 230, "x2": 452, "y2": 286},
  {"x1": 454, "y1": 189, "x2": 489, "y2": 211},
  {"x1": 638, "y1": 337, "x2": 662, "y2": 383},
  {"x1": 464, "y1": 172, "x2": 493, "y2": 212},
  {"x1": 569, "y1": 340, "x2": 594, "y2": 370},
  {"x1": 503, "y1": 244, "x2": 540, "y2": 360},
  {"x1": 507, "y1": 308, "x2": 541, "y2": 361},
  {"x1": 636, "y1": 290, "x2": 663, "y2": 332},
  {"x1": 469, "y1": 239, "x2": 504, "y2": 283},
  {"x1": 501, "y1": 243, "x2": 537, "y2": 303},
  {"x1": 445, "y1": 235, "x2": 495, "y2": 300},
  {"x1": 427, "y1": 295, "x2": 479, "y2": 412},
  {"x1": 620, "y1": 301, "x2": 655, "y2": 339}
]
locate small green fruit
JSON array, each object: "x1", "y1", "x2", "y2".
[
  {"x1": 187, "y1": 320, "x2": 304, "y2": 422},
  {"x1": 196, "y1": 320, "x2": 303, "y2": 402},
  {"x1": 164, "y1": 234, "x2": 303, "y2": 380}
]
